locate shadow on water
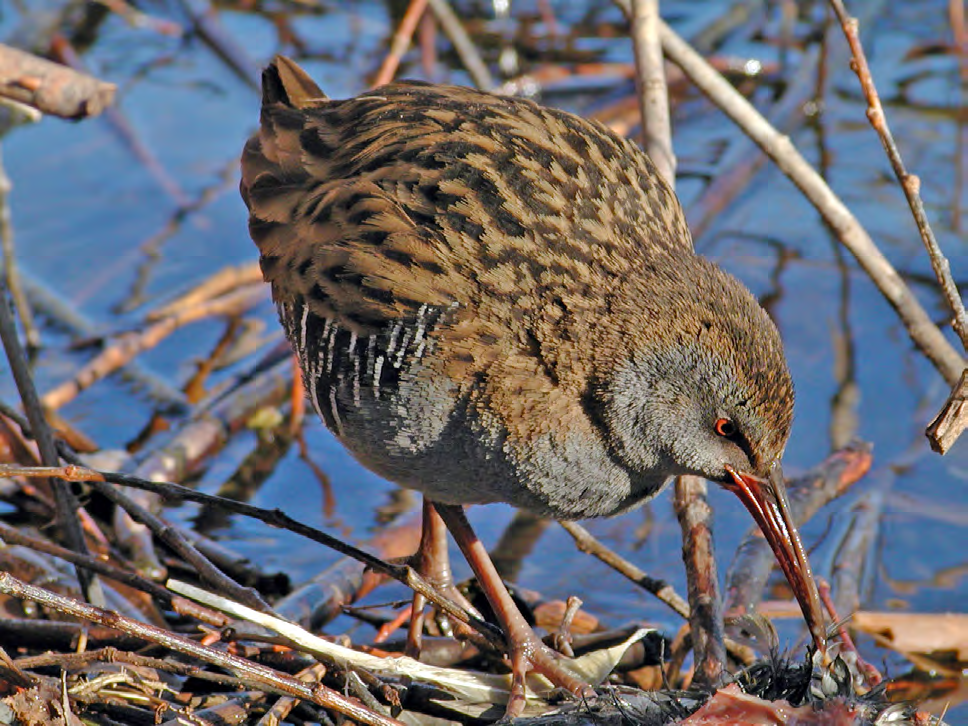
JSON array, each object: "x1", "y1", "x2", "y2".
[{"x1": 0, "y1": 0, "x2": 965, "y2": 718}]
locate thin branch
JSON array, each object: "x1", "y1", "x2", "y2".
[
  {"x1": 828, "y1": 0, "x2": 968, "y2": 354},
  {"x1": 654, "y1": 17, "x2": 965, "y2": 386},
  {"x1": 559, "y1": 520, "x2": 690, "y2": 619},
  {"x1": 0, "y1": 461, "x2": 505, "y2": 649},
  {"x1": 426, "y1": 0, "x2": 495, "y2": 91},
  {"x1": 0, "y1": 572, "x2": 402, "y2": 726},
  {"x1": 630, "y1": 0, "x2": 675, "y2": 185},
  {"x1": 0, "y1": 144, "x2": 39, "y2": 350},
  {"x1": 373, "y1": 0, "x2": 429, "y2": 87},
  {"x1": 674, "y1": 475, "x2": 726, "y2": 688},
  {"x1": 0, "y1": 284, "x2": 103, "y2": 606},
  {"x1": 926, "y1": 368, "x2": 968, "y2": 454}
]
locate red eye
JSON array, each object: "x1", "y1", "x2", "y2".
[{"x1": 714, "y1": 418, "x2": 736, "y2": 438}]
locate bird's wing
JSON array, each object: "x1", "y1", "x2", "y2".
[{"x1": 241, "y1": 59, "x2": 693, "y2": 376}]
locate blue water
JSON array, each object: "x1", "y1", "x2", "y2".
[{"x1": 2, "y1": 0, "x2": 964, "y2": 716}]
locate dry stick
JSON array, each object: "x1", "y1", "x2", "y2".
[
  {"x1": 686, "y1": 43, "x2": 821, "y2": 242},
  {"x1": 630, "y1": 1, "x2": 724, "y2": 685},
  {"x1": 275, "y1": 509, "x2": 424, "y2": 629},
  {"x1": 0, "y1": 462, "x2": 505, "y2": 649},
  {"x1": 0, "y1": 572, "x2": 402, "y2": 726},
  {"x1": 630, "y1": 0, "x2": 676, "y2": 185},
  {"x1": 0, "y1": 521, "x2": 175, "y2": 606},
  {"x1": 5, "y1": 265, "x2": 187, "y2": 410},
  {"x1": 174, "y1": 0, "x2": 260, "y2": 90},
  {"x1": 559, "y1": 520, "x2": 689, "y2": 619},
  {"x1": 256, "y1": 663, "x2": 328, "y2": 726},
  {"x1": 828, "y1": 478, "x2": 885, "y2": 620},
  {"x1": 0, "y1": 617, "x2": 147, "y2": 653},
  {"x1": 952, "y1": 0, "x2": 967, "y2": 234},
  {"x1": 373, "y1": 0, "x2": 429, "y2": 87},
  {"x1": 674, "y1": 475, "x2": 726, "y2": 688},
  {"x1": 41, "y1": 283, "x2": 266, "y2": 410},
  {"x1": 88, "y1": 474, "x2": 274, "y2": 615},
  {"x1": 113, "y1": 352, "x2": 292, "y2": 580},
  {"x1": 0, "y1": 43, "x2": 115, "y2": 118},
  {"x1": 145, "y1": 262, "x2": 263, "y2": 322},
  {"x1": 15, "y1": 647, "x2": 248, "y2": 690},
  {"x1": 655, "y1": 18, "x2": 965, "y2": 386},
  {"x1": 427, "y1": 0, "x2": 495, "y2": 91},
  {"x1": 95, "y1": 0, "x2": 182, "y2": 36},
  {"x1": 828, "y1": 1, "x2": 968, "y2": 454},
  {"x1": 926, "y1": 369, "x2": 968, "y2": 454},
  {"x1": 829, "y1": 0, "x2": 968, "y2": 354},
  {"x1": 0, "y1": 646, "x2": 34, "y2": 689},
  {"x1": 0, "y1": 144, "x2": 39, "y2": 351},
  {"x1": 0, "y1": 282, "x2": 104, "y2": 607}
]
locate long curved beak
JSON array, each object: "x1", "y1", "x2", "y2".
[{"x1": 724, "y1": 461, "x2": 827, "y2": 654}]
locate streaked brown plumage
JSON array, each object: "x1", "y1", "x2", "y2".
[{"x1": 241, "y1": 56, "x2": 824, "y2": 714}]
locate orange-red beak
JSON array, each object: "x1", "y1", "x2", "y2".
[{"x1": 724, "y1": 462, "x2": 827, "y2": 654}]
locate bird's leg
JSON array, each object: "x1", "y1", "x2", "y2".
[
  {"x1": 434, "y1": 502, "x2": 593, "y2": 717},
  {"x1": 406, "y1": 497, "x2": 481, "y2": 657}
]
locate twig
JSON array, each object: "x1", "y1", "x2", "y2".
[
  {"x1": 88, "y1": 475, "x2": 274, "y2": 614},
  {"x1": 0, "y1": 43, "x2": 115, "y2": 118},
  {"x1": 144, "y1": 261, "x2": 262, "y2": 323},
  {"x1": 926, "y1": 369, "x2": 968, "y2": 454},
  {"x1": 828, "y1": 0, "x2": 968, "y2": 355},
  {"x1": 0, "y1": 521, "x2": 175, "y2": 606},
  {"x1": 673, "y1": 475, "x2": 726, "y2": 688},
  {"x1": 426, "y1": 0, "x2": 495, "y2": 91},
  {"x1": 275, "y1": 509, "x2": 423, "y2": 629},
  {"x1": 0, "y1": 461, "x2": 505, "y2": 648},
  {"x1": 1, "y1": 265, "x2": 187, "y2": 410},
  {"x1": 0, "y1": 617, "x2": 147, "y2": 652},
  {"x1": 174, "y1": 0, "x2": 260, "y2": 90},
  {"x1": 0, "y1": 281, "x2": 103, "y2": 606},
  {"x1": 373, "y1": 0, "x2": 429, "y2": 87},
  {"x1": 628, "y1": 0, "x2": 723, "y2": 688},
  {"x1": 112, "y1": 351, "x2": 293, "y2": 580},
  {"x1": 630, "y1": 0, "x2": 675, "y2": 185},
  {"x1": 256, "y1": 663, "x2": 328, "y2": 726},
  {"x1": 93, "y1": 0, "x2": 182, "y2": 35},
  {"x1": 0, "y1": 572, "x2": 403, "y2": 726},
  {"x1": 0, "y1": 144, "x2": 39, "y2": 350},
  {"x1": 952, "y1": 0, "x2": 967, "y2": 233},
  {"x1": 652, "y1": 16, "x2": 966, "y2": 386},
  {"x1": 15, "y1": 647, "x2": 246, "y2": 689},
  {"x1": 41, "y1": 283, "x2": 266, "y2": 410},
  {"x1": 559, "y1": 520, "x2": 690, "y2": 619}
]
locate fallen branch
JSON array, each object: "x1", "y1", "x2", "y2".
[
  {"x1": 0, "y1": 572, "x2": 402, "y2": 726},
  {"x1": 0, "y1": 43, "x2": 115, "y2": 119}
]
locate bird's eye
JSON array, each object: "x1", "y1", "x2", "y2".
[{"x1": 714, "y1": 418, "x2": 736, "y2": 438}]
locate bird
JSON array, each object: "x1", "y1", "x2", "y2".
[{"x1": 241, "y1": 56, "x2": 826, "y2": 716}]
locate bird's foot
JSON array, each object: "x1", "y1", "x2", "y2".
[{"x1": 504, "y1": 629, "x2": 594, "y2": 718}]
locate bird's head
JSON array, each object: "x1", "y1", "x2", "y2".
[{"x1": 590, "y1": 253, "x2": 826, "y2": 653}]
